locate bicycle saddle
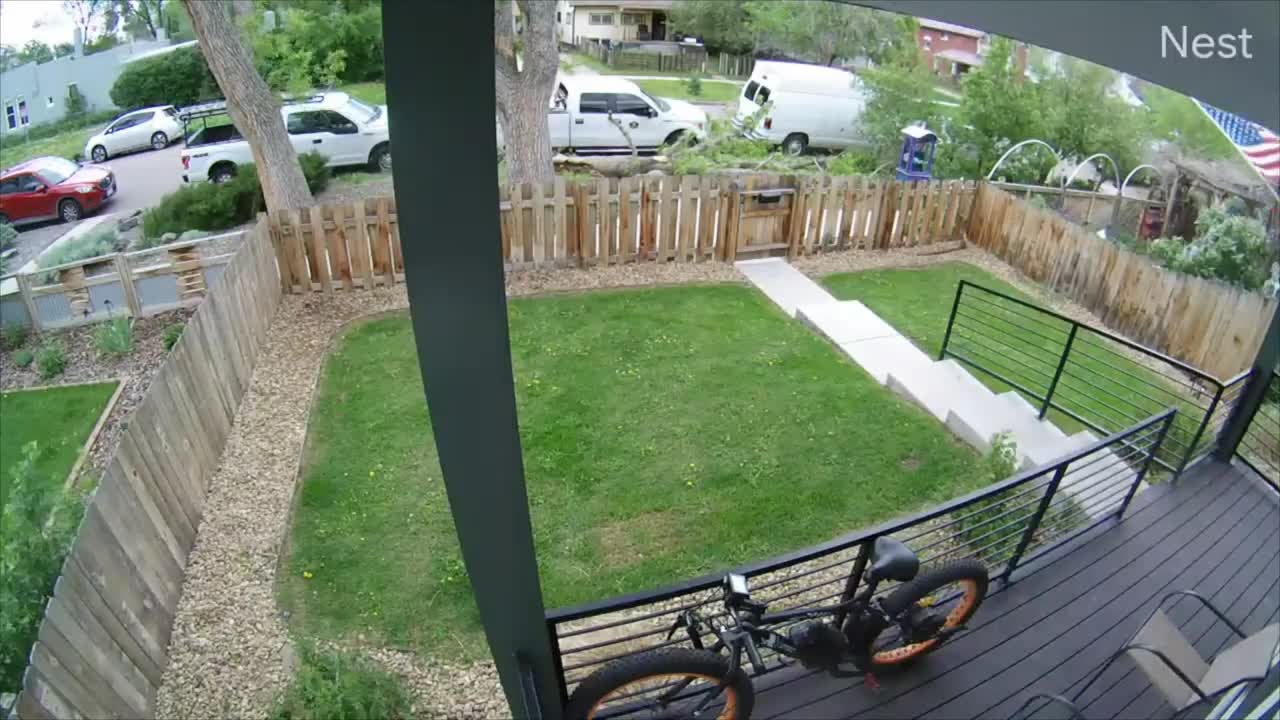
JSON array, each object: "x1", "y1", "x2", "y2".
[{"x1": 869, "y1": 536, "x2": 919, "y2": 582}]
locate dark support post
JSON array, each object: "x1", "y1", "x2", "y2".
[
  {"x1": 938, "y1": 281, "x2": 965, "y2": 360},
  {"x1": 1040, "y1": 324, "x2": 1078, "y2": 419},
  {"x1": 1001, "y1": 465, "x2": 1067, "y2": 585},
  {"x1": 834, "y1": 541, "x2": 871, "y2": 627},
  {"x1": 1177, "y1": 384, "x2": 1223, "y2": 475},
  {"x1": 1215, "y1": 305, "x2": 1280, "y2": 461},
  {"x1": 383, "y1": 3, "x2": 561, "y2": 719},
  {"x1": 1119, "y1": 413, "x2": 1175, "y2": 518}
]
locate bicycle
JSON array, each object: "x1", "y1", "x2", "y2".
[{"x1": 565, "y1": 536, "x2": 989, "y2": 720}]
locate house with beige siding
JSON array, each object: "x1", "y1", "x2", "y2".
[{"x1": 554, "y1": 0, "x2": 675, "y2": 45}]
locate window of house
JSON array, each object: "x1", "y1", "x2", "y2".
[
  {"x1": 978, "y1": 35, "x2": 991, "y2": 55},
  {"x1": 923, "y1": 35, "x2": 932, "y2": 50},
  {"x1": 579, "y1": 93, "x2": 610, "y2": 114},
  {"x1": 4, "y1": 102, "x2": 15, "y2": 130},
  {"x1": 556, "y1": 11, "x2": 561, "y2": 22},
  {"x1": 621, "y1": 12, "x2": 643, "y2": 25},
  {"x1": 17, "y1": 98, "x2": 29, "y2": 127},
  {"x1": 588, "y1": 12, "x2": 613, "y2": 25},
  {"x1": 46, "y1": 96, "x2": 55, "y2": 108}
]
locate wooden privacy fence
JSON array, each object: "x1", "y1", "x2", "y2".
[
  {"x1": 268, "y1": 176, "x2": 976, "y2": 292},
  {"x1": 0, "y1": 231, "x2": 243, "y2": 332},
  {"x1": 15, "y1": 218, "x2": 282, "y2": 720},
  {"x1": 989, "y1": 180, "x2": 1166, "y2": 234},
  {"x1": 966, "y1": 183, "x2": 1274, "y2": 379}
]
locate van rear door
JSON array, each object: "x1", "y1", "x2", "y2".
[{"x1": 735, "y1": 80, "x2": 773, "y2": 130}]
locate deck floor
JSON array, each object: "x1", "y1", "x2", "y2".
[{"x1": 750, "y1": 459, "x2": 1280, "y2": 720}]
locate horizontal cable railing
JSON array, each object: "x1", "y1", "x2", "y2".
[
  {"x1": 1235, "y1": 370, "x2": 1279, "y2": 491},
  {"x1": 544, "y1": 410, "x2": 1176, "y2": 710},
  {"x1": 940, "y1": 281, "x2": 1229, "y2": 475}
]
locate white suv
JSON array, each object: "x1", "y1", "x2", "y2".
[
  {"x1": 180, "y1": 93, "x2": 391, "y2": 184},
  {"x1": 84, "y1": 106, "x2": 183, "y2": 163}
]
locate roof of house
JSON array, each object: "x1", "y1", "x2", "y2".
[
  {"x1": 918, "y1": 18, "x2": 986, "y2": 38},
  {"x1": 934, "y1": 48, "x2": 984, "y2": 66}
]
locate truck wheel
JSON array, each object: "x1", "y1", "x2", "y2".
[
  {"x1": 368, "y1": 143, "x2": 391, "y2": 172},
  {"x1": 58, "y1": 199, "x2": 83, "y2": 223},
  {"x1": 782, "y1": 134, "x2": 808, "y2": 156},
  {"x1": 91, "y1": 145, "x2": 108, "y2": 163},
  {"x1": 151, "y1": 132, "x2": 169, "y2": 150},
  {"x1": 663, "y1": 130, "x2": 690, "y2": 147},
  {"x1": 210, "y1": 163, "x2": 237, "y2": 184}
]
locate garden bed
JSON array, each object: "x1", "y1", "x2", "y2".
[
  {"x1": 0, "y1": 308, "x2": 193, "y2": 472},
  {"x1": 0, "y1": 380, "x2": 119, "y2": 505}
]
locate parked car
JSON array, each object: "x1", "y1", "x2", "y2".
[
  {"x1": 497, "y1": 75, "x2": 708, "y2": 155},
  {"x1": 83, "y1": 106, "x2": 184, "y2": 163},
  {"x1": 179, "y1": 92, "x2": 391, "y2": 184},
  {"x1": 0, "y1": 156, "x2": 116, "y2": 225},
  {"x1": 733, "y1": 61, "x2": 869, "y2": 154}
]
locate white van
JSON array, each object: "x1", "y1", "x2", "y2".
[{"x1": 733, "y1": 61, "x2": 869, "y2": 155}]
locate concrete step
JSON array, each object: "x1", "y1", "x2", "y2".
[
  {"x1": 734, "y1": 258, "x2": 838, "y2": 318},
  {"x1": 890, "y1": 358, "x2": 997, "y2": 424},
  {"x1": 797, "y1": 301, "x2": 898, "y2": 346},
  {"x1": 995, "y1": 392, "x2": 1067, "y2": 441},
  {"x1": 846, "y1": 335, "x2": 935, "y2": 386}
]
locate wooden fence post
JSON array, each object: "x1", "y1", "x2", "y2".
[
  {"x1": 574, "y1": 182, "x2": 589, "y2": 268},
  {"x1": 15, "y1": 273, "x2": 42, "y2": 333},
  {"x1": 114, "y1": 254, "x2": 142, "y2": 317}
]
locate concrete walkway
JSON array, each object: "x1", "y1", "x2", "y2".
[{"x1": 735, "y1": 258, "x2": 1136, "y2": 517}]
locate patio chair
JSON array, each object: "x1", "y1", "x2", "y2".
[{"x1": 1014, "y1": 590, "x2": 1280, "y2": 719}]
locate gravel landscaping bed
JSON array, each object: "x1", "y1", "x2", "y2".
[{"x1": 0, "y1": 308, "x2": 194, "y2": 473}]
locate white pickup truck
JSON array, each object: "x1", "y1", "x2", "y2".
[
  {"x1": 180, "y1": 92, "x2": 391, "y2": 183},
  {"x1": 499, "y1": 76, "x2": 708, "y2": 155}
]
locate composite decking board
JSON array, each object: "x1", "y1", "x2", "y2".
[
  {"x1": 746, "y1": 461, "x2": 1279, "y2": 720},
  {"x1": 871, "y1": 480, "x2": 1266, "y2": 720},
  {"x1": 1092, "y1": 528, "x2": 1280, "y2": 719},
  {"x1": 974, "y1": 498, "x2": 1279, "y2": 720},
  {"x1": 755, "y1": 469, "x2": 1245, "y2": 719},
  {"x1": 1067, "y1": 523, "x2": 1280, "y2": 718}
]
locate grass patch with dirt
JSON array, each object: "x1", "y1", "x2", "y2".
[
  {"x1": 822, "y1": 262, "x2": 1210, "y2": 465},
  {"x1": 279, "y1": 284, "x2": 985, "y2": 659},
  {"x1": 636, "y1": 79, "x2": 742, "y2": 104},
  {"x1": 0, "y1": 381, "x2": 117, "y2": 507}
]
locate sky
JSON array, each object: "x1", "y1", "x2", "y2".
[{"x1": 0, "y1": 0, "x2": 80, "y2": 48}]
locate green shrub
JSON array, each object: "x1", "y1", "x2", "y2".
[
  {"x1": 0, "y1": 221, "x2": 16, "y2": 250},
  {"x1": 953, "y1": 433, "x2": 1029, "y2": 564},
  {"x1": 110, "y1": 45, "x2": 218, "y2": 110},
  {"x1": 35, "y1": 343, "x2": 66, "y2": 379},
  {"x1": 12, "y1": 350, "x2": 34, "y2": 368},
  {"x1": 162, "y1": 323, "x2": 185, "y2": 351},
  {"x1": 142, "y1": 153, "x2": 331, "y2": 240},
  {"x1": 826, "y1": 150, "x2": 881, "y2": 176},
  {"x1": 1, "y1": 323, "x2": 27, "y2": 350},
  {"x1": 270, "y1": 644, "x2": 411, "y2": 720},
  {"x1": 95, "y1": 317, "x2": 134, "y2": 357},
  {"x1": 1148, "y1": 206, "x2": 1270, "y2": 291},
  {"x1": 36, "y1": 226, "x2": 124, "y2": 281},
  {"x1": 0, "y1": 442, "x2": 87, "y2": 688},
  {"x1": 684, "y1": 72, "x2": 704, "y2": 97}
]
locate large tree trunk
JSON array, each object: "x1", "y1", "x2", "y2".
[
  {"x1": 183, "y1": 0, "x2": 313, "y2": 212},
  {"x1": 495, "y1": 0, "x2": 557, "y2": 185}
]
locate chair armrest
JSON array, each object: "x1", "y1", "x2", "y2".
[
  {"x1": 1125, "y1": 643, "x2": 1212, "y2": 704},
  {"x1": 1159, "y1": 591, "x2": 1246, "y2": 638}
]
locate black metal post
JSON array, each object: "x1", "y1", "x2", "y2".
[
  {"x1": 833, "y1": 540, "x2": 871, "y2": 626},
  {"x1": 382, "y1": 3, "x2": 561, "y2": 718},
  {"x1": 1119, "y1": 413, "x2": 1175, "y2": 519},
  {"x1": 1040, "y1": 324, "x2": 1077, "y2": 420},
  {"x1": 939, "y1": 281, "x2": 965, "y2": 360},
  {"x1": 1000, "y1": 465, "x2": 1067, "y2": 585},
  {"x1": 1215, "y1": 304, "x2": 1280, "y2": 461},
  {"x1": 1176, "y1": 383, "x2": 1223, "y2": 476}
]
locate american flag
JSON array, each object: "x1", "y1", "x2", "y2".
[{"x1": 1195, "y1": 100, "x2": 1280, "y2": 189}]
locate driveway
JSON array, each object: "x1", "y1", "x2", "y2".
[{"x1": 8, "y1": 144, "x2": 185, "y2": 257}]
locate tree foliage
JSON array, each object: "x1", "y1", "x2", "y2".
[
  {"x1": 669, "y1": 0, "x2": 755, "y2": 54},
  {"x1": 110, "y1": 44, "x2": 219, "y2": 109},
  {"x1": 245, "y1": 0, "x2": 384, "y2": 91},
  {"x1": 744, "y1": 0, "x2": 899, "y2": 66},
  {"x1": 1035, "y1": 56, "x2": 1148, "y2": 179},
  {"x1": 1143, "y1": 83, "x2": 1240, "y2": 161},
  {"x1": 858, "y1": 18, "x2": 945, "y2": 164},
  {"x1": 1148, "y1": 206, "x2": 1272, "y2": 291},
  {"x1": 951, "y1": 38, "x2": 1042, "y2": 178}
]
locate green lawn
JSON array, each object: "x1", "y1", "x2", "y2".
[
  {"x1": 0, "y1": 382, "x2": 117, "y2": 507},
  {"x1": 0, "y1": 126, "x2": 97, "y2": 169},
  {"x1": 279, "y1": 284, "x2": 985, "y2": 659},
  {"x1": 339, "y1": 82, "x2": 387, "y2": 106},
  {"x1": 822, "y1": 262, "x2": 1208, "y2": 466},
  {"x1": 637, "y1": 79, "x2": 742, "y2": 104}
]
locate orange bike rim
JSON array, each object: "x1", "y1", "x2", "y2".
[
  {"x1": 588, "y1": 672, "x2": 738, "y2": 720},
  {"x1": 871, "y1": 579, "x2": 979, "y2": 665}
]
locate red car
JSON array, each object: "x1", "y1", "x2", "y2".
[{"x1": 0, "y1": 156, "x2": 116, "y2": 226}]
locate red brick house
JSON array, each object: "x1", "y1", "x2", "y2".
[{"x1": 916, "y1": 18, "x2": 1028, "y2": 81}]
